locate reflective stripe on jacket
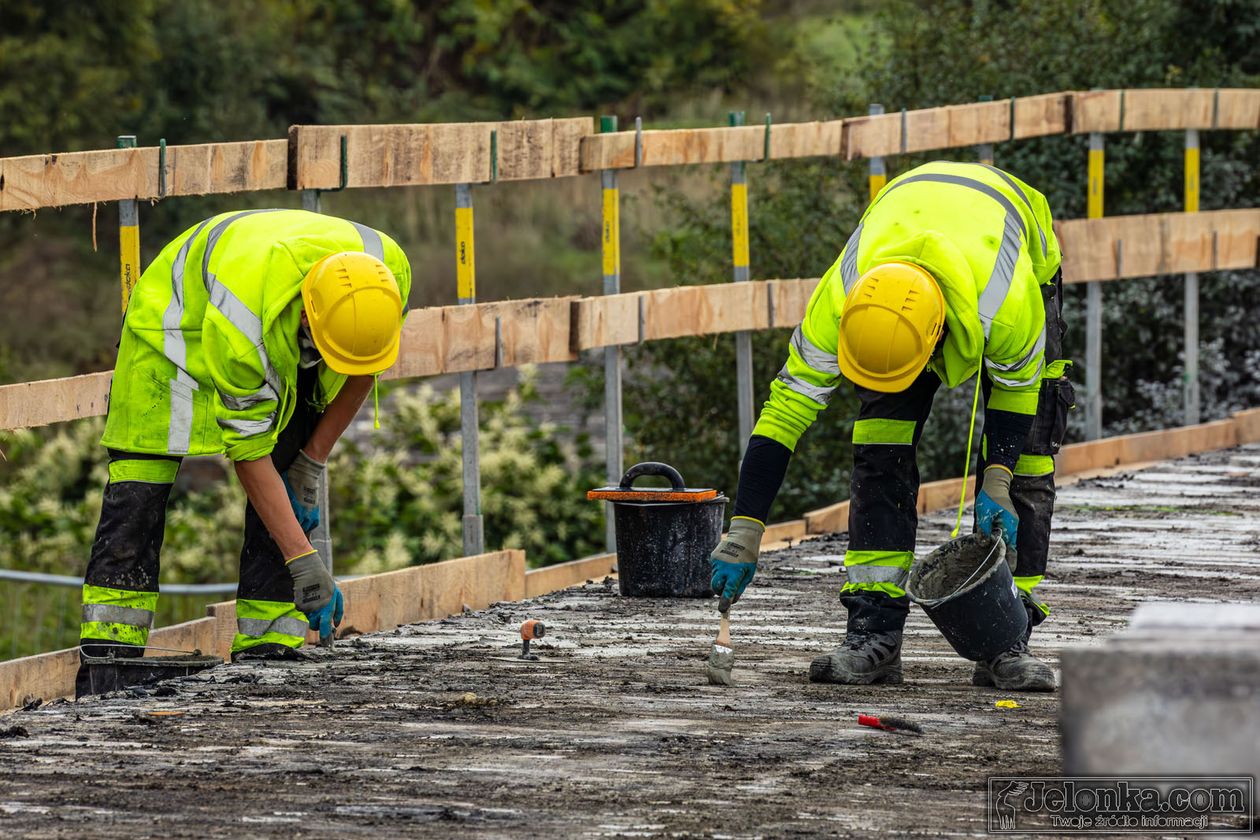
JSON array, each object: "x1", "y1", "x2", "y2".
[
  {"x1": 755, "y1": 161, "x2": 1062, "y2": 450},
  {"x1": 101, "y1": 209, "x2": 412, "y2": 461}
]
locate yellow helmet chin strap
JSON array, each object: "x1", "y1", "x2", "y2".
[{"x1": 373, "y1": 374, "x2": 381, "y2": 430}]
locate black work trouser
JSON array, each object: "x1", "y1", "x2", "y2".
[
  {"x1": 78, "y1": 367, "x2": 322, "y2": 690},
  {"x1": 844, "y1": 273, "x2": 1071, "y2": 636}
]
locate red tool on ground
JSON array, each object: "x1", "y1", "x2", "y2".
[
  {"x1": 857, "y1": 713, "x2": 924, "y2": 736},
  {"x1": 520, "y1": 620, "x2": 545, "y2": 660}
]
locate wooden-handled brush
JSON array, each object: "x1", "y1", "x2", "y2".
[{"x1": 706, "y1": 596, "x2": 735, "y2": 686}]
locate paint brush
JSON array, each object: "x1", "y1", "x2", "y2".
[{"x1": 705, "y1": 596, "x2": 735, "y2": 686}]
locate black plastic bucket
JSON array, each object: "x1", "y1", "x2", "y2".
[
  {"x1": 599, "y1": 463, "x2": 727, "y2": 598},
  {"x1": 905, "y1": 531, "x2": 1028, "y2": 661},
  {"x1": 78, "y1": 652, "x2": 222, "y2": 697}
]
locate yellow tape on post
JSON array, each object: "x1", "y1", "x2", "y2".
[
  {"x1": 868, "y1": 173, "x2": 886, "y2": 203},
  {"x1": 119, "y1": 223, "x2": 140, "y2": 313},
  {"x1": 601, "y1": 186, "x2": 620, "y2": 278},
  {"x1": 455, "y1": 206, "x2": 475, "y2": 300},
  {"x1": 730, "y1": 182, "x2": 750, "y2": 269},
  {"x1": 1087, "y1": 146, "x2": 1105, "y2": 219},
  {"x1": 1184, "y1": 145, "x2": 1200, "y2": 214}
]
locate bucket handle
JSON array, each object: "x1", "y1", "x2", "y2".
[
  {"x1": 619, "y1": 462, "x2": 686, "y2": 491},
  {"x1": 915, "y1": 531, "x2": 1005, "y2": 608}
]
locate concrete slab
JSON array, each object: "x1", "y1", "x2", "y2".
[{"x1": 1, "y1": 444, "x2": 1259, "y2": 837}]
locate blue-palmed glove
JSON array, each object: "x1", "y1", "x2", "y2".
[
  {"x1": 307, "y1": 587, "x2": 345, "y2": 642},
  {"x1": 975, "y1": 465, "x2": 1019, "y2": 551},
  {"x1": 709, "y1": 517, "x2": 765, "y2": 608},
  {"x1": 281, "y1": 450, "x2": 325, "y2": 533}
]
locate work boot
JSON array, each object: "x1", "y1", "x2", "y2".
[
  {"x1": 231, "y1": 643, "x2": 304, "y2": 663},
  {"x1": 809, "y1": 630, "x2": 903, "y2": 685},
  {"x1": 972, "y1": 637, "x2": 1056, "y2": 691}
]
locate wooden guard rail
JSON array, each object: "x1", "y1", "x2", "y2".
[
  {"x1": 2, "y1": 207, "x2": 1257, "y2": 433},
  {"x1": 2, "y1": 89, "x2": 1259, "y2": 212}
]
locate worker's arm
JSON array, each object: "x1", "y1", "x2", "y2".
[
  {"x1": 302, "y1": 374, "x2": 374, "y2": 462},
  {"x1": 234, "y1": 456, "x2": 313, "y2": 560},
  {"x1": 711, "y1": 306, "x2": 840, "y2": 605}
]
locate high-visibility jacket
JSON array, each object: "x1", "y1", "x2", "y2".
[
  {"x1": 754, "y1": 161, "x2": 1062, "y2": 450},
  {"x1": 101, "y1": 209, "x2": 412, "y2": 462}
]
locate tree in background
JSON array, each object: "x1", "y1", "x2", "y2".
[{"x1": 617, "y1": 0, "x2": 1260, "y2": 519}]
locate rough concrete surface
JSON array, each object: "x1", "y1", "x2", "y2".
[{"x1": 2, "y1": 445, "x2": 1259, "y2": 838}]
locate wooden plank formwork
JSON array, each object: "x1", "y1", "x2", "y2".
[
  {"x1": 1123, "y1": 88, "x2": 1216, "y2": 131},
  {"x1": 1057, "y1": 209, "x2": 1260, "y2": 283},
  {"x1": 289, "y1": 119, "x2": 593, "y2": 190},
  {"x1": 524, "y1": 553, "x2": 618, "y2": 598},
  {"x1": 1012, "y1": 92, "x2": 1074, "y2": 138},
  {"x1": 338, "y1": 551, "x2": 526, "y2": 636}
]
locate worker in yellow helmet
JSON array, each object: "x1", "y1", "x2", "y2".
[
  {"x1": 710, "y1": 161, "x2": 1073, "y2": 692},
  {"x1": 77, "y1": 209, "x2": 411, "y2": 696}
]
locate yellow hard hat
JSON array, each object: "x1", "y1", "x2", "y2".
[
  {"x1": 301, "y1": 251, "x2": 404, "y2": 375},
  {"x1": 837, "y1": 261, "x2": 945, "y2": 393}
]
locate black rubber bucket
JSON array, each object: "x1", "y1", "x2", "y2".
[
  {"x1": 78, "y1": 652, "x2": 222, "y2": 698},
  {"x1": 591, "y1": 462, "x2": 727, "y2": 598},
  {"x1": 905, "y1": 531, "x2": 1028, "y2": 661}
]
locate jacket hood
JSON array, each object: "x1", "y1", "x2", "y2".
[{"x1": 862, "y1": 231, "x2": 985, "y2": 388}]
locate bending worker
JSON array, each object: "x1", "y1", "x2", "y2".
[
  {"x1": 79, "y1": 209, "x2": 410, "y2": 691},
  {"x1": 710, "y1": 161, "x2": 1072, "y2": 692}
]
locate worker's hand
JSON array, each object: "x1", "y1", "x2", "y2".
[
  {"x1": 281, "y1": 450, "x2": 325, "y2": 533},
  {"x1": 286, "y1": 549, "x2": 336, "y2": 615},
  {"x1": 975, "y1": 465, "x2": 1019, "y2": 551},
  {"x1": 709, "y1": 517, "x2": 765, "y2": 607},
  {"x1": 307, "y1": 586, "x2": 344, "y2": 641}
]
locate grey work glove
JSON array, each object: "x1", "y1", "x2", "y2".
[
  {"x1": 281, "y1": 450, "x2": 326, "y2": 532},
  {"x1": 709, "y1": 517, "x2": 766, "y2": 608},
  {"x1": 287, "y1": 549, "x2": 336, "y2": 615}
]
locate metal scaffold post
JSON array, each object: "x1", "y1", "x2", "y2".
[
  {"x1": 729, "y1": 111, "x2": 754, "y2": 457},
  {"x1": 599, "y1": 115, "x2": 623, "y2": 553},
  {"x1": 455, "y1": 182, "x2": 485, "y2": 556},
  {"x1": 301, "y1": 188, "x2": 335, "y2": 574},
  {"x1": 1183, "y1": 126, "x2": 1201, "y2": 426},
  {"x1": 868, "y1": 104, "x2": 886, "y2": 202},
  {"x1": 1085, "y1": 129, "x2": 1105, "y2": 440},
  {"x1": 116, "y1": 135, "x2": 140, "y2": 314}
]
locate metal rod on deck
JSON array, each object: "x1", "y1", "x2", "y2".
[
  {"x1": 117, "y1": 135, "x2": 140, "y2": 314},
  {"x1": 455, "y1": 182, "x2": 485, "y2": 555},
  {"x1": 868, "y1": 104, "x2": 886, "y2": 202},
  {"x1": 1084, "y1": 130, "x2": 1105, "y2": 440},
  {"x1": 1184, "y1": 127, "x2": 1201, "y2": 426},
  {"x1": 599, "y1": 115, "x2": 623, "y2": 553},
  {"x1": 729, "y1": 111, "x2": 754, "y2": 458}
]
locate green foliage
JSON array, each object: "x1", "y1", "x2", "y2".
[
  {"x1": 0, "y1": 372, "x2": 601, "y2": 659},
  {"x1": 857, "y1": 0, "x2": 1260, "y2": 436},
  {"x1": 330, "y1": 371, "x2": 604, "y2": 573}
]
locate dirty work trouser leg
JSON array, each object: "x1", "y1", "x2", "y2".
[
  {"x1": 232, "y1": 366, "x2": 323, "y2": 653},
  {"x1": 843, "y1": 369, "x2": 942, "y2": 633},
  {"x1": 77, "y1": 451, "x2": 183, "y2": 697},
  {"x1": 977, "y1": 271, "x2": 1072, "y2": 633}
]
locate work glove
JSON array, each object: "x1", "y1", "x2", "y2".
[
  {"x1": 281, "y1": 450, "x2": 325, "y2": 533},
  {"x1": 287, "y1": 549, "x2": 337, "y2": 617},
  {"x1": 975, "y1": 465, "x2": 1019, "y2": 552},
  {"x1": 307, "y1": 587, "x2": 345, "y2": 642},
  {"x1": 709, "y1": 517, "x2": 765, "y2": 608}
]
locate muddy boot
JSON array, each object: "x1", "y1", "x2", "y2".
[
  {"x1": 231, "y1": 643, "x2": 304, "y2": 663},
  {"x1": 972, "y1": 637, "x2": 1056, "y2": 691},
  {"x1": 809, "y1": 630, "x2": 903, "y2": 685}
]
